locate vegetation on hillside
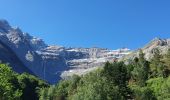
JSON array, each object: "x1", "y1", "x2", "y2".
[
  {"x1": 39, "y1": 48, "x2": 170, "y2": 100},
  {"x1": 0, "y1": 64, "x2": 48, "y2": 100},
  {"x1": 1, "y1": 48, "x2": 170, "y2": 100}
]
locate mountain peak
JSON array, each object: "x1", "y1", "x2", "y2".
[
  {"x1": 0, "y1": 19, "x2": 11, "y2": 32},
  {"x1": 0, "y1": 19, "x2": 131, "y2": 83},
  {"x1": 143, "y1": 37, "x2": 168, "y2": 50}
]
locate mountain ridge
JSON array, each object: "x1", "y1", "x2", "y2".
[
  {"x1": 1, "y1": 20, "x2": 170, "y2": 84},
  {"x1": 0, "y1": 20, "x2": 131, "y2": 83},
  {"x1": 120, "y1": 37, "x2": 170, "y2": 62}
]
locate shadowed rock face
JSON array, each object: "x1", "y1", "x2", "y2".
[
  {"x1": 0, "y1": 39, "x2": 33, "y2": 74},
  {"x1": 0, "y1": 20, "x2": 130, "y2": 84}
]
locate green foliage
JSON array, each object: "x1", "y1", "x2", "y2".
[
  {"x1": 17, "y1": 73, "x2": 48, "y2": 100},
  {"x1": 71, "y1": 82, "x2": 122, "y2": 100},
  {"x1": 163, "y1": 49, "x2": 170, "y2": 68},
  {"x1": 39, "y1": 88, "x2": 49, "y2": 100},
  {"x1": 162, "y1": 49, "x2": 170, "y2": 77},
  {"x1": 39, "y1": 86, "x2": 56, "y2": 100},
  {"x1": 0, "y1": 63, "x2": 48, "y2": 100},
  {"x1": 150, "y1": 48, "x2": 165, "y2": 77},
  {"x1": 132, "y1": 50, "x2": 150, "y2": 86},
  {"x1": 130, "y1": 85, "x2": 156, "y2": 100},
  {"x1": 103, "y1": 62, "x2": 128, "y2": 86},
  {"x1": 102, "y1": 61, "x2": 130, "y2": 98},
  {"x1": 39, "y1": 62, "x2": 130, "y2": 100},
  {"x1": 147, "y1": 77, "x2": 170, "y2": 100},
  {"x1": 139, "y1": 49, "x2": 145, "y2": 62},
  {"x1": 38, "y1": 48, "x2": 170, "y2": 100},
  {"x1": 39, "y1": 75, "x2": 81, "y2": 100},
  {"x1": 3, "y1": 48, "x2": 170, "y2": 100},
  {"x1": 71, "y1": 69, "x2": 123, "y2": 100},
  {"x1": 0, "y1": 64, "x2": 22, "y2": 100}
]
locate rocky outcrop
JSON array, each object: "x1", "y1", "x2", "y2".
[
  {"x1": 0, "y1": 19, "x2": 131, "y2": 83},
  {"x1": 121, "y1": 38, "x2": 170, "y2": 62}
]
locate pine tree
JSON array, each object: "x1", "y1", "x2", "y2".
[
  {"x1": 163, "y1": 49, "x2": 170, "y2": 68},
  {"x1": 150, "y1": 48, "x2": 164, "y2": 77},
  {"x1": 162, "y1": 49, "x2": 170, "y2": 77},
  {"x1": 132, "y1": 50, "x2": 150, "y2": 86},
  {"x1": 103, "y1": 62, "x2": 130, "y2": 99}
]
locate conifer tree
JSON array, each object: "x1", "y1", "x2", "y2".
[
  {"x1": 132, "y1": 50, "x2": 150, "y2": 86},
  {"x1": 150, "y1": 48, "x2": 164, "y2": 77}
]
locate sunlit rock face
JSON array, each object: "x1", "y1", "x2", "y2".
[
  {"x1": 0, "y1": 20, "x2": 131, "y2": 83},
  {"x1": 121, "y1": 38, "x2": 170, "y2": 62}
]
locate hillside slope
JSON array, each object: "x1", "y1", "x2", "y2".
[{"x1": 120, "y1": 38, "x2": 170, "y2": 61}]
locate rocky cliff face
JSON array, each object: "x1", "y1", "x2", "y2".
[
  {"x1": 121, "y1": 38, "x2": 170, "y2": 62},
  {"x1": 142, "y1": 38, "x2": 170, "y2": 59},
  {"x1": 0, "y1": 20, "x2": 131, "y2": 83}
]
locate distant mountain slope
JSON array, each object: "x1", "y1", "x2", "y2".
[
  {"x1": 0, "y1": 19, "x2": 130, "y2": 83},
  {"x1": 120, "y1": 38, "x2": 170, "y2": 61}
]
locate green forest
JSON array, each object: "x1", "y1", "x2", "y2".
[{"x1": 1, "y1": 48, "x2": 170, "y2": 100}]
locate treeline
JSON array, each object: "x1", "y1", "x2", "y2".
[
  {"x1": 1, "y1": 48, "x2": 170, "y2": 100},
  {"x1": 0, "y1": 64, "x2": 48, "y2": 100},
  {"x1": 39, "y1": 49, "x2": 170, "y2": 100}
]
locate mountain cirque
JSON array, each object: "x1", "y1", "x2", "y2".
[{"x1": 0, "y1": 20, "x2": 131, "y2": 83}]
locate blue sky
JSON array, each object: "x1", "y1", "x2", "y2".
[{"x1": 0, "y1": 0, "x2": 170, "y2": 49}]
